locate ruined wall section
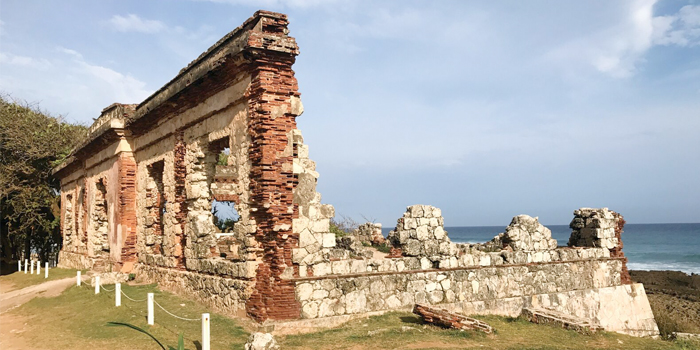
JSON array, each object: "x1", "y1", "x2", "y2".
[
  {"x1": 136, "y1": 137, "x2": 178, "y2": 268},
  {"x1": 59, "y1": 141, "x2": 124, "y2": 271},
  {"x1": 58, "y1": 104, "x2": 138, "y2": 272},
  {"x1": 130, "y1": 73, "x2": 259, "y2": 316},
  {"x1": 244, "y1": 24, "x2": 306, "y2": 320},
  {"x1": 290, "y1": 129, "x2": 337, "y2": 278},
  {"x1": 132, "y1": 75, "x2": 260, "y2": 274},
  {"x1": 387, "y1": 205, "x2": 452, "y2": 265},
  {"x1": 569, "y1": 208, "x2": 631, "y2": 284},
  {"x1": 210, "y1": 101, "x2": 257, "y2": 263},
  {"x1": 294, "y1": 259, "x2": 623, "y2": 319}
]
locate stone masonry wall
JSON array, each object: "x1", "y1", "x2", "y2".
[
  {"x1": 478, "y1": 215, "x2": 558, "y2": 252},
  {"x1": 294, "y1": 258, "x2": 623, "y2": 319},
  {"x1": 387, "y1": 205, "x2": 451, "y2": 264},
  {"x1": 291, "y1": 129, "x2": 337, "y2": 278},
  {"x1": 135, "y1": 264, "x2": 253, "y2": 317},
  {"x1": 569, "y1": 208, "x2": 631, "y2": 284},
  {"x1": 569, "y1": 208, "x2": 620, "y2": 249}
]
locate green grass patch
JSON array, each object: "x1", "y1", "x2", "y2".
[
  {"x1": 279, "y1": 312, "x2": 695, "y2": 350},
  {"x1": 12, "y1": 282, "x2": 248, "y2": 349},
  {"x1": 0, "y1": 267, "x2": 82, "y2": 292}
]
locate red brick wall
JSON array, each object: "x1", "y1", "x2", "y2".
[
  {"x1": 173, "y1": 131, "x2": 188, "y2": 268},
  {"x1": 244, "y1": 14, "x2": 302, "y2": 322},
  {"x1": 118, "y1": 153, "x2": 138, "y2": 270}
]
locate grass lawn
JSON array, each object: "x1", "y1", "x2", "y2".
[
  {"x1": 280, "y1": 312, "x2": 700, "y2": 350},
  {"x1": 10, "y1": 282, "x2": 249, "y2": 350},
  {"x1": 0, "y1": 267, "x2": 82, "y2": 292},
  {"x1": 7, "y1": 281, "x2": 700, "y2": 350}
]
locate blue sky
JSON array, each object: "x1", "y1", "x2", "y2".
[{"x1": 1, "y1": 0, "x2": 699, "y2": 226}]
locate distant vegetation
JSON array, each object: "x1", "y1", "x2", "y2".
[
  {"x1": 0, "y1": 95, "x2": 87, "y2": 268},
  {"x1": 330, "y1": 215, "x2": 360, "y2": 238}
]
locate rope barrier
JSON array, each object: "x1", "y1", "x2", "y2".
[
  {"x1": 154, "y1": 300, "x2": 200, "y2": 321},
  {"x1": 120, "y1": 290, "x2": 147, "y2": 302},
  {"x1": 101, "y1": 285, "x2": 115, "y2": 292}
]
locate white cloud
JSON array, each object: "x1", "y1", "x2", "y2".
[
  {"x1": 108, "y1": 14, "x2": 166, "y2": 33},
  {"x1": 57, "y1": 47, "x2": 83, "y2": 60},
  {"x1": 543, "y1": 1, "x2": 700, "y2": 78},
  {"x1": 0, "y1": 48, "x2": 152, "y2": 124},
  {"x1": 653, "y1": 5, "x2": 700, "y2": 47},
  {"x1": 0, "y1": 52, "x2": 52, "y2": 70},
  {"x1": 588, "y1": 0, "x2": 656, "y2": 78},
  {"x1": 52, "y1": 48, "x2": 152, "y2": 106},
  {"x1": 78, "y1": 61, "x2": 151, "y2": 103}
]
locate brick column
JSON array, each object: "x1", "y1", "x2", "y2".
[
  {"x1": 244, "y1": 12, "x2": 302, "y2": 322},
  {"x1": 117, "y1": 152, "x2": 138, "y2": 272}
]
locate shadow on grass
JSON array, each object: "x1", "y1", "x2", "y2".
[
  {"x1": 400, "y1": 315, "x2": 423, "y2": 325},
  {"x1": 106, "y1": 322, "x2": 166, "y2": 350}
]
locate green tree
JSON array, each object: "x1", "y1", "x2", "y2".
[{"x1": 0, "y1": 95, "x2": 87, "y2": 270}]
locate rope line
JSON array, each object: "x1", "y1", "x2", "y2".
[
  {"x1": 120, "y1": 290, "x2": 147, "y2": 302},
  {"x1": 154, "y1": 300, "x2": 200, "y2": 321},
  {"x1": 100, "y1": 285, "x2": 115, "y2": 292}
]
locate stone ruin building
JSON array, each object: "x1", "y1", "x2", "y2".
[{"x1": 53, "y1": 10, "x2": 659, "y2": 336}]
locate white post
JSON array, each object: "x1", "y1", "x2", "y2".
[
  {"x1": 116, "y1": 283, "x2": 121, "y2": 307},
  {"x1": 37, "y1": 261, "x2": 41, "y2": 275},
  {"x1": 202, "y1": 313, "x2": 210, "y2": 350},
  {"x1": 94, "y1": 276, "x2": 100, "y2": 294},
  {"x1": 147, "y1": 293, "x2": 154, "y2": 325},
  {"x1": 18, "y1": 260, "x2": 21, "y2": 272},
  {"x1": 45, "y1": 262, "x2": 49, "y2": 278},
  {"x1": 30, "y1": 260, "x2": 34, "y2": 274},
  {"x1": 77, "y1": 271, "x2": 81, "y2": 286},
  {"x1": 24, "y1": 259, "x2": 27, "y2": 273}
]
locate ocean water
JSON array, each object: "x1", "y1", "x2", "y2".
[{"x1": 383, "y1": 223, "x2": 700, "y2": 274}]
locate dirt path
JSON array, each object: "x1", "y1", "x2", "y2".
[
  {"x1": 0, "y1": 276, "x2": 79, "y2": 315},
  {"x1": 0, "y1": 276, "x2": 82, "y2": 350}
]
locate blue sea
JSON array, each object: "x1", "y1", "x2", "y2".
[{"x1": 383, "y1": 223, "x2": 700, "y2": 275}]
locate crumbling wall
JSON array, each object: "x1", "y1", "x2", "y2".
[
  {"x1": 295, "y1": 258, "x2": 623, "y2": 318},
  {"x1": 291, "y1": 129, "x2": 338, "y2": 278},
  {"x1": 569, "y1": 208, "x2": 631, "y2": 284},
  {"x1": 62, "y1": 193, "x2": 75, "y2": 249},
  {"x1": 130, "y1": 69, "x2": 260, "y2": 315},
  {"x1": 353, "y1": 222, "x2": 385, "y2": 246},
  {"x1": 479, "y1": 215, "x2": 558, "y2": 252},
  {"x1": 387, "y1": 205, "x2": 452, "y2": 264},
  {"x1": 77, "y1": 183, "x2": 88, "y2": 253},
  {"x1": 90, "y1": 178, "x2": 110, "y2": 256},
  {"x1": 569, "y1": 208, "x2": 620, "y2": 249},
  {"x1": 289, "y1": 204, "x2": 656, "y2": 338}
]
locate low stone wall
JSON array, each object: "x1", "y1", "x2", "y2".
[
  {"x1": 528, "y1": 283, "x2": 658, "y2": 337},
  {"x1": 57, "y1": 251, "x2": 96, "y2": 270},
  {"x1": 294, "y1": 258, "x2": 623, "y2": 319},
  {"x1": 445, "y1": 284, "x2": 658, "y2": 337},
  {"x1": 134, "y1": 264, "x2": 254, "y2": 317},
  {"x1": 308, "y1": 246, "x2": 612, "y2": 277}
]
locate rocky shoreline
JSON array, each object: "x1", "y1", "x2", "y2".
[{"x1": 630, "y1": 270, "x2": 700, "y2": 337}]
